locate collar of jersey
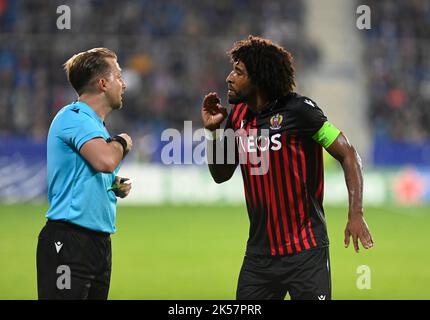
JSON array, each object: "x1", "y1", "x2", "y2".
[
  {"x1": 250, "y1": 100, "x2": 281, "y2": 127},
  {"x1": 254, "y1": 93, "x2": 296, "y2": 127},
  {"x1": 72, "y1": 101, "x2": 104, "y2": 126}
]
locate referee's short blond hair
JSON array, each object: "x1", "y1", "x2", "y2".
[{"x1": 64, "y1": 48, "x2": 117, "y2": 95}]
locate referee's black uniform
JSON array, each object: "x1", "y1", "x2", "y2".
[{"x1": 37, "y1": 220, "x2": 112, "y2": 299}]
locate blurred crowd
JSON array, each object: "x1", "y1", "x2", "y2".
[
  {"x1": 0, "y1": 0, "x2": 321, "y2": 162},
  {"x1": 362, "y1": 0, "x2": 430, "y2": 143},
  {"x1": 1, "y1": 0, "x2": 429, "y2": 163}
]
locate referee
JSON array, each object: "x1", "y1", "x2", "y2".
[
  {"x1": 37, "y1": 48, "x2": 132, "y2": 300},
  {"x1": 202, "y1": 36, "x2": 374, "y2": 300}
]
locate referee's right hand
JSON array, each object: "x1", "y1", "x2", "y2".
[
  {"x1": 117, "y1": 133, "x2": 133, "y2": 153},
  {"x1": 201, "y1": 92, "x2": 228, "y2": 131}
]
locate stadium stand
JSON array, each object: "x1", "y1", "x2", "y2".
[{"x1": 0, "y1": 0, "x2": 320, "y2": 163}]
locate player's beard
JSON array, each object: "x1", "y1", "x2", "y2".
[{"x1": 228, "y1": 90, "x2": 247, "y2": 104}]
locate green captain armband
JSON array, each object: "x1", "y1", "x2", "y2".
[{"x1": 312, "y1": 121, "x2": 341, "y2": 149}]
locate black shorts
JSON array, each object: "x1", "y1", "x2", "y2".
[
  {"x1": 236, "y1": 246, "x2": 331, "y2": 300},
  {"x1": 36, "y1": 220, "x2": 112, "y2": 300}
]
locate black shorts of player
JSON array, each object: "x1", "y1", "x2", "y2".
[
  {"x1": 236, "y1": 246, "x2": 331, "y2": 300},
  {"x1": 36, "y1": 220, "x2": 112, "y2": 300}
]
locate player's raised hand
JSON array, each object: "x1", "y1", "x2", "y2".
[
  {"x1": 344, "y1": 214, "x2": 374, "y2": 253},
  {"x1": 201, "y1": 92, "x2": 228, "y2": 131}
]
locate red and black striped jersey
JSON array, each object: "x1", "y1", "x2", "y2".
[{"x1": 225, "y1": 92, "x2": 329, "y2": 256}]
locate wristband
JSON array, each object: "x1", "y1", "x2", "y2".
[{"x1": 110, "y1": 135, "x2": 128, "y2": 158}]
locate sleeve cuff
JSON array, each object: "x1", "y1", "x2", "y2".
[{"x1": 76, "y1": 131, "x2": 105, "y2": 151}]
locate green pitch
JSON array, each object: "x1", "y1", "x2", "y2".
[{"x1": 0, "y1": 204, "x2": 429, "y2": 299}]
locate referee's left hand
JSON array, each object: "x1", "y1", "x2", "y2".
[{"x1": 113, "y1": 176, "x2": 132, "y2": 198}]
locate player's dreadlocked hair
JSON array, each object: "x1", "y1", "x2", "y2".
[{"x1": 228, "y1": 35, "x2": 296, "y2": 100}]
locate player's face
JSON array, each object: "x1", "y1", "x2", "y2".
[
  {"x1": 226, "y1": 60, "x2": 255, "y2": 104},
  {"x1": 105, "y1": 58, "x2": 126, "y2": 110}
]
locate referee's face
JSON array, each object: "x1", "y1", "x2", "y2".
[
  {"x1": 105, "y1": 58, "x2": 126, "y2": 110},
  {"x1": 226, "y1": 60, "x2": 255, "y2": 104}
]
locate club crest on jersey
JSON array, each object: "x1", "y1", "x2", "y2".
[{"x1": 270, "y1": 113, "x2": 283, "y2": 130}]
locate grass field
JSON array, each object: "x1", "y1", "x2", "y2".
[{"x1": 0, "y1": 203, "x2": 429, "y2": 300}]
